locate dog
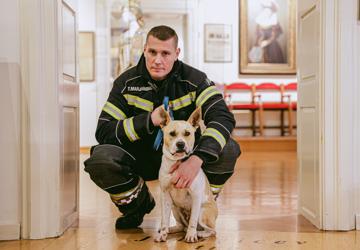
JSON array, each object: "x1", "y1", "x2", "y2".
[{"x1": 154, "y1": 107, "x2": 218, "y2": 243}]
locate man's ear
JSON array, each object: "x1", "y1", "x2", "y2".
[
  {"x1": 159, "y1": 105, "x2": 171, "y2": 128},
  {"x1": 187, "y1": 107, "x2": 202, "y2": 128}
]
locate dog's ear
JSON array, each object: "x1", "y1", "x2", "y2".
[
  {"x1": 159, "y1": 105, "x2": 171, "y2": 128},
  {"x1": 187, "y1": 107, "x2": 202, "y2": 128}
]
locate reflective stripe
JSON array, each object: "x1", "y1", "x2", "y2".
[
  {"x1": 196, "y1": 86, "x2": 221, "y2": 107},
  {"x1": 124, "y1": 94, "x2": 153, "y2": 112},
  {"x1": 203, "y1": 128, "x2": 226, "y2": 149},
  {"x1": 110, "y1": 179, "x2": 144, "y2": 205},
  {"x1": 210, "y1": 184, "x2": 223, "y2": 195},
  {"x1": 103, "y1": 102, "x2": 127, "y2": 120},
  {"x1": 169, "y1": 91, "x2": 196, "y2": 111},
  {"x1": 123, "y1": 117, "x2": 140, "y2": 142}
]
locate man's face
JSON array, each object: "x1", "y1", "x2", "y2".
[{"x1": 144, "y1": 35, "x2": 180, "y2": 81}]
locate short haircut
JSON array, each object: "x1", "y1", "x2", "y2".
[{"x1": 146, "y1": 25, "x2": 178, "y2": 48}]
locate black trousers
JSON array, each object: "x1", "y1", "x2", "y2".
[{"x1": 84, "y1": 138, "x2": 241, "y2": 198}]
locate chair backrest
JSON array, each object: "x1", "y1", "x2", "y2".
[
  {"x1": 224, "y1": 82, "x2": 255, "y2": 104},
  {"x1": 255, "y1": 82, "x2": 282, "y2": 102},
  {"x1": 283, "y1": 82, "x2": 297, "y2": 102}
]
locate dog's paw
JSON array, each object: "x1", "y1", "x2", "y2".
[
  {"x1": 154, "y1": 228, "x2": 168, "y2": 242},
  {"x1": 185, "y1": 228, "x2": 198, "y2": 243}
]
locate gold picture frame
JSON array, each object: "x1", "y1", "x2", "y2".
[
  {"x1": 79, "y1": 32, "x2": 95, "y2": 81},
  {"x1": 240, "y1": 0, "x2": 296, "y2": 74}
]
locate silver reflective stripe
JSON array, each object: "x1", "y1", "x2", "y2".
[
  {"x1": 123, "y1": 117, "x2": 140, "y2": 142},
  {"x1": 124, "y1": 94, "x2": 153, "y2": 112},
  {"x1": 196, "y1": 86, "x2": 221, "y2": 107},
  {"x1": 203, "y1": 128, "x2": 226, "y2": 149},
  {"x1": 169, "y1": 92, "x2": 196, "y2": 111},
  {"x1": 103, "y1": 102, "x2": 127, "y2": 120}
]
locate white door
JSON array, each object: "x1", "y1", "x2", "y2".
[
  {"x1": 297, "y1": 1, "x2": 321, "y2": 228},
  {"x1": 59, "y1": 0, "x2": 80, "y2": 232}
]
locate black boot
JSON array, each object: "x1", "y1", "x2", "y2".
[{"x1": 115, "y1": 184, "x2": 155, "y2": 229}]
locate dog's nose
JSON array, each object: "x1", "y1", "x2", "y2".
[{"x1": 176, "y1": 141, "x2": 185, "y2": 150}]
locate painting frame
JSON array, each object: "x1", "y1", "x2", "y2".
[
  {"x1": 239, "y1": 0, "x2": 296, "y2": 75},
  {"x1": 204, "y1": 24, "x2": 232, "y2": 63},
  {"x1": 79, "y1": 32, "x2": 95, "y2": 82}
]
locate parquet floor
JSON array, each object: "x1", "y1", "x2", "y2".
[{"x1": 1, "y1": 151, "x2": 359, "y2": 249}]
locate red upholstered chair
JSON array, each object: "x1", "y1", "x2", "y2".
[
  {"x1": 254, "y1": 82, "x2": 292, "y2": 136},
  {"x1": 224, "y1": 83, "x2": 261, "y2": 136},
  {"x1": 281, "y1": 82, "x2": 297, "y2": 135}
]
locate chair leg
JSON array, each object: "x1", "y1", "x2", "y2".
[
  {"x1": 251, "y1": 110, "x2": 256, "y2": 136},
  {"x1": 288, "y1": 108, "x2": 293, "y2": 136},
  {"x1": 280, "y1": 110, "x2": 284, "y2": 136},
  {"x1": 258, "y1": 107, "x2": 264, "y2": 136}
]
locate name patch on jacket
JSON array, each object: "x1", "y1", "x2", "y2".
[{"x1": 128, "y1": 86, "x2": 152, "y2": 92}]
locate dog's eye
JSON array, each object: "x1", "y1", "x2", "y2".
[
  {"x1": 169, "y1": 131, "x2": 177, "y2": 137},
  {"x1": 184, "y1": 131, "x2": 190, "y2": 137}
]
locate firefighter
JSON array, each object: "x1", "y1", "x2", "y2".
[{"x1": 84, "y1": 25, "x2": 241, "y2": 229}]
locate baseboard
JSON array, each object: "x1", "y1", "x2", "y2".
[
  {"x1": 0, "y1": 224, "x2": 20, "y2": 240},
  {"x1": 234, "y1": 136, "x2": 297, "y2": 152}
]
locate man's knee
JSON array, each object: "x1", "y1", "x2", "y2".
[
  {"x1": 84, "y1": 144, "x2": 136, "y2": 190},
  {"x1": 203, "y1": 137, "x2": 241, "y2": 175}
]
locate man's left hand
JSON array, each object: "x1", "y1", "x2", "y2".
[{"x1": 170, "y1": 155, "x2": 203, "y2": 189}]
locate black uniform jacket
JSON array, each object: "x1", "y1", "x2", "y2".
[{"x1": 95, "y1": 55, "x2": 235, "y2": 163}]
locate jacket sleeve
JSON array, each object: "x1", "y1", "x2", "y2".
[
  {"x1": 95, "y1": 79, "x2": 154, "y2": 146},
  {"x1": 192, "y1": 78, "x2": 235, "y2": 162}
]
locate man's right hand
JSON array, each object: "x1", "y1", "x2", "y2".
[{"x1": 151, "y1": 105, "x2": 167, "y2": 127}]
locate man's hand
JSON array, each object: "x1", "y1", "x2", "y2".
[
  {"x1": 170, "y1": 155, "x2": 203, "y2": 189},
  {"x1": 151, "y1": 105, "x2": 168, "y2": 127}
]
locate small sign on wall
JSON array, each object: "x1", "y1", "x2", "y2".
[{"x1": 204, "y1": 24, "x2": 232, "y2": 63}]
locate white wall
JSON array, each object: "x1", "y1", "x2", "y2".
[
  {"x1": 198, "y1": 0, "x2": 296, "y2": 85},
  {"x1": 79, "y1": 0, "x2": 97, "y2": 147},
  {"x1": 0, "y1": 0, "x2": 21, "y2": 240}
]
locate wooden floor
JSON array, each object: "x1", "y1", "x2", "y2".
[{"x1": 1, "y1": 150, "x2": 360, "y2": 249}]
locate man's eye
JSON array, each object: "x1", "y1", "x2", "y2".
[
  {"x1": 169, "y1": 131, "x2": 176, "y2": 137},
  {"x1": 162, "y1": 52, "x2": 170, "y2": 56},
  {"x1": 184, "y1": 131, "x2": 190, "y2": 136}
]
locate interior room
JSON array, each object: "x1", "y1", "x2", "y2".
[{"x1": 1, "y1": 0, "x2": 360, "y2": 249}]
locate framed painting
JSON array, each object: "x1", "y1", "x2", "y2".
[
  {"x1": 79, "y1": 32, "x2": 95, "y2": 81},
  {"x1": 204, "y1": 24, "x2": 232, "y2": 62},
  {"x1": 240, "y1": 0, "x2": 296, "y2": 74}
]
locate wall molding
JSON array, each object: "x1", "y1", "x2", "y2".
[
  {"x1": 20, "y1": 0, "x2": 62, "y2": 239},
  {"x1": 322, "y1": 0, "x2": 359, "y2": 230}
]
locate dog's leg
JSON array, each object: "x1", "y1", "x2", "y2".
[
  {"x1": 168, "y1": 208, "x2": 185, "y2": 234},
  {"x1": 154, "y1": 191, "x2": 172, "y2": 242},
  {"x1": 185, "y1": 192, "x2": 202, "y2": 243}
]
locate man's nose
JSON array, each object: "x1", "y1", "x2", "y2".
[
  {"x1": 154, "y1": 54, "x2": 162, "y2": 64},
  {"x1": 176, "y1": 141, "x2": 185, "y2": 150}
]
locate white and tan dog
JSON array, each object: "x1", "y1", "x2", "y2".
[{"x1": 154, "y1": 107, "x2": 218, "y2": 243}]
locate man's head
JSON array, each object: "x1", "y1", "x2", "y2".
[{"x1": 144, "y1": 25, "x2": 180, "y2": 81}]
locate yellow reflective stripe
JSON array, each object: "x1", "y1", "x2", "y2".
[
  {"x1": 169, "y1": 91, "x2": 196, "y2": 111},
  {"x1": 124, "y1": 94, "x2": 153, "y2": 112},
  {"x1": 210, "y1": 184, "x2": 224, "y2": 188},
  {"x1": 123, "y1": 117, "x2": 140, "y2": 142},
  {"x1": 110, "y1": 179, "x2": 143, "y2": 200},
  {"x1": 203, "y1": 128, "x2": 226, "y2": 149},
  {"x1": 196, "y1": 86, "x2": 221, "y2": 107},
  {"x1": 103, "y1": 102, "x2": 127, "y2": 120}
]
